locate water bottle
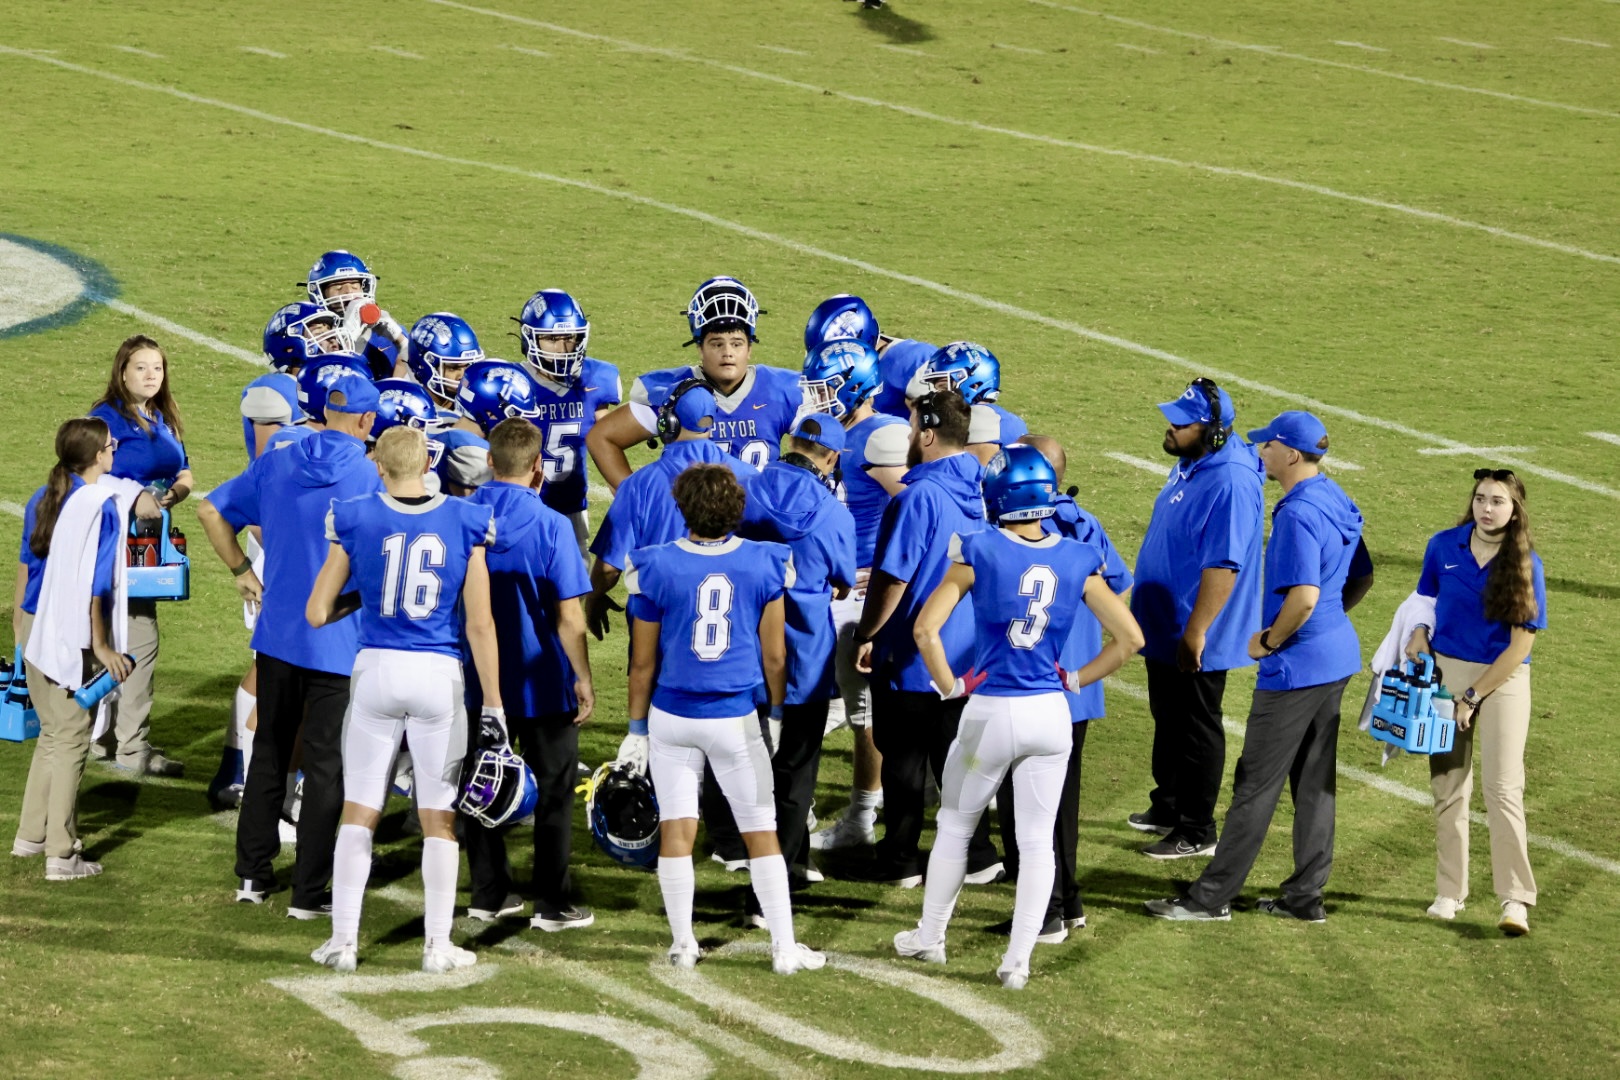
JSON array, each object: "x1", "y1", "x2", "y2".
[
  {"x1": 169, "y1": 526, "x2": 187, "y2": 557},
  {"x1": 1433, "y1": 687, "x2": 1454, "y2": 723},
  {"x1": 73, "y1": 655, "x2": 136, "y2": 709},
  {"x1": 1381, "y1": 667, "x2": 1404, "y2": 706}
]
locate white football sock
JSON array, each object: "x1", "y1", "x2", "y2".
[
  {"x1": 748, "y1": 853, "x2": 797, "y2": 949},
  {"x1": 657, "y1": 855, "x2": 696, "y2": 947},
  {"x1": 850, "y1": 786, "x2": 882, "y2": 828},
  {"x1": 421, "y1": 836, "x2": 459, "y2": 946},
  {"x1": 331, "y1": 824, "x2": 374, "y2": 947}
]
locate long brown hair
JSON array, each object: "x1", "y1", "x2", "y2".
[
  {"x1": 94, "y1": 335, "x2": 185, "y2": 438},
  {"x1": 1457, "y1": 472, "x2": 1538, "y2": 625},
  {"x1": 30, "y1": 418, "x2": 111, "y2": 559}
]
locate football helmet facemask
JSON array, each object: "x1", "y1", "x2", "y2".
[
  {"x1": 585, "y1": 761, "x2": 659, "y2": 868},
  {"x1": 517, "y1": 288, "x2": 590, "y2": 386},
  {"x1": 800, "y1": 338, "x2": 881, "y2": 420},
  {"x1": 457, "y1": 744, "x2": 540, "y2": 828},
  {"x1": 303, "y1": 250, "x2": 377, "y2": 318},
  {"x1": 686, "y1": 276, "x2": 761, "y2": 344},
  {"x1": 910, "y1": 341, "x2": 1002, "y2": 405}
]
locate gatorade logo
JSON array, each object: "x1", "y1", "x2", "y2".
[{"x1": 0, "y1": 234, "x2": 118, "y2": 339}]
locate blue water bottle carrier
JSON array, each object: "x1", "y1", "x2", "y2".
[
  {"x1": 1369, "y1": 652, "x2": 1456, "y2": 755},
  {"x1": 1, "y1": 645, "x2": 42, "y2": 742},
  {"x1": 126, "y1": 507, "x2": 191, "y2": 602}
]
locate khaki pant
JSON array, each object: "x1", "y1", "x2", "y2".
[
  {"x1": 1429, "y1": 651, "x2": 1537, "y2": 906},
  {"x1": 104, "y1": 600, "x2": 158, "y2": 762},
  {"x1": 14, "y1": 611, "x2": 96, "y2": 859}
]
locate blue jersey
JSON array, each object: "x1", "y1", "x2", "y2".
[
  {"x1": 841, "y1": 412, "x2": 909, "y2": 568},
  {"x1": 427, "y1": 426, "x2": 491, "y2": 492},
  {"x1": 464, "y1": 481, "x2": 593, "y2": 717},
  {"x1": 207, "y1": 429, "x2": 383, "y2": 674},
  {"x1": 1417, "y1": 523, "x2": 1546, "y2": 666},
  {"x1": 630, "y1": 364, "x2": 803, "y2": 471},
  {"x1": 872, "y1": 338, "x2": 936, "y2": 419},
  {"x1": 327, "y1": 492, "x2": 495, "y2": 659},
  {"x1": 625, "y1": 536, "x2": 794, "y2": 718},
  {"x1": 265, "y1": 424, "x2": 313, "y2": 456},
  {"x1": 1044, "y1": 496, "x2": 1134, "y2": 722},
  {"x1": 90, "y1": 402, "x2": 189, "y2": 487},
  {"x1": 1257, "y1": 475, "x2": 1364, "y2": 692},
  {"x1": 530, "y1": 358, "x2": 621, "y2": 514},
  {"x1": 589, "y1": 440, "x2": 754, "y2": 571},
  {"x1": 953, "y1": 528, "x2": 1101, "y2": 697},
  {"x1": 17, "y1": 477, "x2": 120, "y2": 616}
]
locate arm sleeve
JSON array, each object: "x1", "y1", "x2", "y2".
[
  {"x1": 874, "y1": 490, "x2": 926, "y2": 584},
  {"x1": 1194, "y1": 477, "x2": 1258, "y2": 572},
  {"x1": 1265, "y1": 507, "x2": 1324, "y2": 592},
  {"x1": 627, "y1": 401, "x2": 657, "y2": 434}
]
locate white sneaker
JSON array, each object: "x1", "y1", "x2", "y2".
[
  {"x1": 709, "y1": 853, "x2": 748, "y2": 872},
  {"x1": 311, "y1": 938, "x2": 357, "y2": 972},
  {"x1": 771, "y1": 941, "x2": 827, "y2": 975},
  {"x1": 467, "y1": 894, "x2": 526, "y2": 922},
  {"x1": 1498, "y1": 900, "x2": 1530, "y2": 937},
  {"x1": 44, "y1": 854, "x2": 103, "y2": 881},
  {"x1": 893, "y1": 928, "x2": 946, "y2": 964},
  {"x1": 963, "y1": 861, "x2": 1006, "y2": 886},
  {"x1": 668, "y1": 941, "x2": 701, "y2": 969},
  {"x1": 1063, "y1": 915, "x2": 1087, "y2": 931},
  {"x1": 236, "y1": 878, "x2": 269, "y2": 904},
  {"x1": 803, "y1": 857, "x2": 825, "y2": 884},
  {"x1": 1426, "y1": 896, "x2": 1465, "y2": 921},
  {"x1": 809, "y1": 815, "x2": 876, "y2": 852},
  {"x1": 423, "y1": 940, "x2": 478, "y2": 973},
  {"x1": 997, "y1": 961, "x2": 1030, "y2": 990}
]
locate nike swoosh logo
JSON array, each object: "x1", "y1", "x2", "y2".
[
  {"x1": 753, "y1": 403, "x2": 767, "y2": 409},
  {"x1": 1444, "y1": 563, "x2": 1459, "y2": 570},
  {"x1": 583, "y1": 386, "x2": 597, "y2": 391}
]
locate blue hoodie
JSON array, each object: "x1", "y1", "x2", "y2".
[
  {"x1": 590, "y1": 439, "x2": 754, "y2": 571},
  {"x1": 872, "y1": 452, "x2": 987, "y2": 692},
  {"x1": 207, "y1": 428, "x2": 383, "y2": 674},
  {"x1": 1258, "y1": 474, "x2": 1364, "y2": 691},
  {"x1": 1044, "y1": 494, "x2": 1135, "y2": 722},
  {"x1": 464, "y1": 481, "x2": 592, "y2": 717},
  {"x1": 739, "y1": 460, "x2": 858, "y2": 704}
]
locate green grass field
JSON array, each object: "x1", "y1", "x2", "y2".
[{"x1": 2, "y1": 1, "x2": 1619, "y2": 1076}]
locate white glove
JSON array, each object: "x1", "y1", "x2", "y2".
[
  {"x1": 616, "y1": 732, "x2": 650, "y2": 776},
  {"x1": 479, "y1": 706, "x2": 509, "y2": 746},
  {"x1": 930, "y1": 670, "x2": 987, "y2": 701},
  {"x1": 763, "y1": 706, "x2": 784, "y2": 759}
]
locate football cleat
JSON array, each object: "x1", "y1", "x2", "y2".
[
  {"x1": 668, "y1": 941, "x2": 701, "y2": 969},
  {"x1": 517, "y1": 289, "x2": 590, "y2": 385},
  {"x1": 771, "y1": 942, "x2": 827, "y2": 975},
  {"x1": 997, "y1": 961, "x2": 1030, "y2": 991},
  {"x1": 311, "y1": 938, "x2": 358, "y2": 972},
  {"x1": 893, "y1": 929, "x2": 946, "y2": 965},
  {"x1": 422, "y1": 941, "x2": 478, "y2": 974}
]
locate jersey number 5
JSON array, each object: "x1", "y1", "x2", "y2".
[
  {"x1": 1007, "y1": 564, "x2": 1057, "y2": 650},
  {"x1": 380, "y1": 532, "x2": 446, "y2": 620},
  {"x1": 692, "y1": 573, "x2": 734, "y2": 661},
  {"x1": 542, "y1": 421, "x2": 581, "y2": 483}
]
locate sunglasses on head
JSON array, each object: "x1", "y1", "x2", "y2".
[
  {"x1": 1474, "y1": 468, "x2": 1514, "y2": 482},
  {"x1": 104, "y1": 437, "x2": 120, "y2": 452}
]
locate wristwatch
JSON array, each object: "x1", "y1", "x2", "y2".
[
  {"x1": 1461, "y1": 687, "x2": 1482, "y2": 708},
  {"x1": 1259, "y1": 629, "x2": 1279, "y2": 655}
]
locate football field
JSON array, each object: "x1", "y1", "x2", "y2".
[{"x1": 2, "y1": 1, "x2": 1619, "y2": 1076}]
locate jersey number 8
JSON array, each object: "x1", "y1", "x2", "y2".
[
  {"x1": 692, "y1": 573, "x2": 734, "y2": 661},
  {"x1": 1007, "y1": 564, "x2": 1057, "y2": 650},
  {"x1": 380, "y1": 532, "x2": 446, "y2": 620}
]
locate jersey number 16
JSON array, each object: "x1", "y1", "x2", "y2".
[{"x1": 380, "y1": 532, "x2": 446, "y2": 620}]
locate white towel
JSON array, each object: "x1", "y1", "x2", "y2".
[
  {"x1": 25, "y1": 483, "x2": 118, "y2": 691},
  {"x1": 1357, "y1": 590, "x2": 1438, "y2": 765},
  {"x1": 91, "y1": 476, "x2": 143, "y2": 740}
]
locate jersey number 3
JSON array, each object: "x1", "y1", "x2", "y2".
[
  {"x1": 1007, "y1": 565, "x2": 1057, "y2": 650},
  {"x1": 380, "y1": 532, "x2": 446, "y2": 620},
  {"x1": 692, "y1": 573, "x2": 734, "y2": 661}
]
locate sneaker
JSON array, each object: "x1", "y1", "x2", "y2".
[
  {"x1": 771, "y1": 941, "x2": 827, "y2": 975},
  {"x1": 10, "y1": 837, "x2": 78, "y2": 857},
  {"x1": 1256, "y1": 897, "x2": 1326, "y2": 923},
  {"x1": 207, "y1": 783, "x2": 244, "y2": 811},
  {"x1": 288, "y1": 895, "x2": 334, "y2": 920},
  {"x1": 1127, "y1": 811, "x2": 1174, "y2": 836},
  {"x1": 531, "y1": 905, "x2": 595, "y2": 932},
  {"x1": 810, "y1": 815, "x2": 876, "y2": 852},
  {"x1": 997, "y1": 961, "x2": 1030, "y2": 990},
  {"x1": 963, "y1": 861, "x2": 1006, "y2": 886},
  {"x1": 848, "y1": 862, "x2": 923, "y2": 888},
  {"x1": 668, "y1": 940, "x2": 701, "y2": 969},
  {"x1": 1064, "y1": 915, "x2": 1087, "y2": 931},
  {"x1": 805, "y1": 804, "x2": 819, "y2": 834},
  {"x1": 986, "y1": 915, "x2": 1068, "y2": 944},
  {"x1": 709, "y1": 853, "x2": 748, "y2": 872},
  {"x1": 803, "y1": 857, "x2": 824, "y2": 884},
  {"x1": 44, "y1": 854, "x2": 104, "y2": 881},
  {"x1": 893, "y1": 928, "x2": 946, "y2": 964},
  {"x1": 423, "y1": 941, "x2": 477, "y2": 973},
  {"x1": 1141, "y1": 836, "x2": 1218, "y2": 860},
  {"x1": 311, "y1": 938, "x2": 357, "y2": 972},
  {"x1": 236, "y1": 877, "x2": 273, "y2": 903},
  {"x1": 1498, "y1": 901, "x2": 1530, "y2": 937},
  {"x1": 1144, "y1": 896, "x2": 1230, "y2": 921},
  {"x1": 1426, "y1": 896, "x2": 1465, "y2": 921},
  {"x1": 468, "y1": 894, "x2": 526, "y2": 922},
  {"x1": 142, "y1": 750, "x2": 184, "y2": 777}
]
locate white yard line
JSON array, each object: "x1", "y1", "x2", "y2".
[
  {"x1": 1025, "y1": 0, "x2": 1620, "y2": 120},
  {"x1": 94, "y1": 295, "x2": 265, "y2": 365},
  {"x1": 370, "y1": 45, "x2": 424, "y2": 60},
  {"x1": 1332, "y1": 41, "x2": 1388, "y2": 53},
  {"x1": 419, "y1": 1, "x2": 1620, "y2": 269},
  {"x1": 1114, "y1": 43, "x2": 1162, "y2": 55},
  {"x1": 1321, "y1": 457, "x2": 1363, "y2": 471},
  {"x1": 875, "y1": 43, "x2": 927, "y2": 57},
  {"x1": 992, "y1": 43, "x2": 1045, "y2": 55},
  {"x1": 1585, "y1": 431, "x2": 1620, "y2": 447},
  {"x1": 7, "y1": 46, "x2": 1618, "y2": 503},
  {"x1": 1, "y1": 501, "x2": 24, "y2": 518},
  {"x1": 502, "y1": 44, "x2": 550, "y2": 57},
  {"x1": 756, "y1": 44, "x2": 809, "y2": 57},
  {"x1": 239, "y1": 47, "x2": 287, "y2": 59},
  {"x1": 1416, "y1": 445, "x2": 1533, "y2": 456},
  {"x1": 1105, "y1": 451, "x2": 1166, "y2": 475},
  {"x1": 1435, "y1": 37, "x2": 1495, "y2": 50},
  {"x1": 1554, "y1": 37, "x2": 1611, "y2": 48},
  {"x1": 109, "y1": 45, "x2": 164, "y2": 59}
]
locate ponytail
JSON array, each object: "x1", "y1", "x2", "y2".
[{"x1": 30, "y1": 418, "x2": 110, "y2": 558}]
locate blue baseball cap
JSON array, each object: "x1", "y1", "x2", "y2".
[
  {"x1": 790, "y1": 412, "x2": 845, "y2": 453},
  {"x1": 324, "y1": 372, "x2": 381, "y2": 415},
  {"x1": 1159, "y1": 382, "x2": 1235, "y2": 428},
  {"x1": 1247, "y1": 410, "x2": 1330, "y2": 456},
  {"x1": 673, "y1": 384, "x2": 717, "y2": 433}
]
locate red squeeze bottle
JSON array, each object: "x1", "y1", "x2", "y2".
[{"x1": 358, "y1": 302, "x2": 382, "y2": 327}]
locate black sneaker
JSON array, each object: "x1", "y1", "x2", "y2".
[
  {"x1": 1256, "y1": 897, "x2": 1326, "y2": 923},
  {"x1": 1141, "y1": 836, "x2": 1217, "y2": 860},
  {"x1": 1127, "y1": 811, "x2": 1174, "y2": 836},
  {"x1": 288, "y1": 892, "x2": 334, "y2": 920},
  {"x1": 1144, "y1": 896, "x2": 1231, "y2": 921},
  {"x1": 531, "y1": 905, "x2": 595, "y2": 932},
  {"x1": 985, "y1": 915, "x2": 1068, "y2": 944}
]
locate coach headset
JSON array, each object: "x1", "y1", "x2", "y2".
[
  {"x1": 650, "y1": 376, "x2": 716, "y2": 446},
  {"x1": 1189, "y1": 377, "x2": 1229, "y2": 453}
]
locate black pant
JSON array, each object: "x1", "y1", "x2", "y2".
[
  {"x1": 702, "y1": 700, "x2": 826, "y2": 875},
  {"x1": 1145, "y1": 659, "x2": 1229, "y2": 845},
  {"x1": 462, "y1": 711, "x2": 580, "y2": 914},
  {"x1": 235, "y1": 654, "x2": 347, "y2": 906},
  {"x1": 872, "y1": 688, "x2": 999, "y2": 878},
  {"x1": 1188, "y1": 678, "x2": 1348, "y2": 911},
  {"x1": 998, "y1": 720, "x2": 1089, "y2": 922}
]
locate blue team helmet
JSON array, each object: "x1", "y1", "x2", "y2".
[
  {"x1": 455, "y1": 360, "x2": 542, "y2": 433},
  {"x1": 406, "y1": 313, "x2": 485, "y2": 404},
  {"x1": 303, "y1": 250, "x2": 377, "y2": 316},
  {"x1": 370, "y1": 378, "x2": 441, "y2": 440},
  {"x1": 913, "y1": 341, "x2": 1002, "y2": 405},
  {"x1": 586, "y1": 762, "x2": 660, "y2": 869},
  {"x1": 456, "y1": 745, "x2": 540, "y2": 828},
  {"x1": 517, "y1": 288, "x2": 591, "y2": 386},
  {"x1": 803, "y1": 293, "x2": 880, "y2": 355},
  {"x1": 800, "y1": 339, "x2": 881, "y2": 420},
  {"x1": 686, "y1": 276, "x2": 761, "y2": 344},
  {"x1": 983, "y1": 443, "x2": 1059, "y2": 523},
  {"x1": 296, "y1": 353, "x2": 372, "y2": 424},
  {"x1": 262, "y1": 302, "x2": 350, "y2": 372}
]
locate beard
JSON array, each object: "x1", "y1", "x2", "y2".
[{"x1": 907, "y1": 433, "x2": 924, "y2": 468}]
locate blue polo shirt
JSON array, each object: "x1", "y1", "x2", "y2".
[
  {"x1": 1417, "y1": 523, "x2": 1546, "y2": 665},
  {"x1": 17, "y1": 477, "x2": 121, "y2": 615},
  {"x1": 1044, "y1": 495, "x2": 1134, "y2": 721},
  {"x1": 1130, "y1": 438, "x2": 1264, "y2": 671},
  {"x1": 90, "y1": 402, "x2": 189, "y2": 487},
  {"x1": 1257, "y1": 475, "x2": 1364, "y2": 692}
]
